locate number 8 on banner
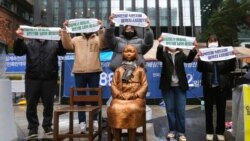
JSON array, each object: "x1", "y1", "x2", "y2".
[{"x1": 99, "y1": 72, "x2": 114, "y2": 86}]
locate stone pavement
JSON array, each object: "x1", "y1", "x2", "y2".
[{"x1": 13, "y1": 101, "x2": 235, "y2": 141}]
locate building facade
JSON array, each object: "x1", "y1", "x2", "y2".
[
  {"x1": 33, "y1": 0, "x2": 201, "y2": 38},
  {"x1": 0, "y1": 0, "x2": 33, "y2": 49}
]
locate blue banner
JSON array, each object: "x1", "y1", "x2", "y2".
[
  {"x1": 63, "y1": 60, "x2": 203, "y2": 99},
  {"x1": 6, "y1": 54, "x2": 26, "y2": 73},
  {"x1": 5, "y1": 52, "x2": 113, "y2": 73},
  {"x1": 5, "y1": 52, "x2": 203, "y2": 99}
]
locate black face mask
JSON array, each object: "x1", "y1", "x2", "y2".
[{"x1": 124, "y1": 31, "x2": 135, "y2": 39}]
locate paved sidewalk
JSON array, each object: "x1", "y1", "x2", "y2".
[{"x1": 13, "y1": 101, "x2": 235, "y2": 141}]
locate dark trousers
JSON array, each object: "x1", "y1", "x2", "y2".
[
  {"x1": 25, "y1": 78, "x2": 57, "y2": 131},
  {"x1": 74, "y1": 72, "x2": 100, "y2": 123},
  {"x1": 203, "y1": 86, "x2": 227, "y2": 134}
]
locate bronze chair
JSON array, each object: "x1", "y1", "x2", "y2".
[
  {"x1": 54, "y1": 87, "x2": 102, "y2": 141},
  {"x1": 107, "y1": 108, "x2": 147, "y2": 141}
]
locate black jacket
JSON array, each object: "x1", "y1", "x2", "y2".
[
  {"x1": 13, "y1": 39, "x2": 66, "y2": 80},
  {"x1": 197, "y1": 57, "x2": 236, "y2": 89},
  {"x1": 156, "y1": 45, "x2": 197, "y2": 92}
]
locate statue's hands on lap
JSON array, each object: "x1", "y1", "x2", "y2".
[
  {"x1": 127, "y1": 93, "x2": 139, "y2": 100},
  {"x1": 116, "y1": 93, "x2": 139, "y2": 100},
  {"x1": 115, "y1": 93, "x2": 126, "y2": 100}
]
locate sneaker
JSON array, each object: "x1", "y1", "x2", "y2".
[
  {"x1": 80, "y1": 122, "x2": 87, "y2": 133},
  {"x1": 179, "y1": 135, "x2": 187, "y2": 141},
  {"x1": 93, "y1": 120, "x2": 99, "y2": 132},
  {"x1": 166, "y1": 132, "x2": 175, "y2": 138},
  {"x1": 27, "y1": 129, "x2": 38, "y2": 139},
  {"x1": 206, "y1": 134, "x2": 214, "y2": 140},
  {"x1": 44, "y1": 127, "x2": 53, "y2": 135},
  {"x1": 217, "y1": 134, "x2": 225, "y2": 141}
]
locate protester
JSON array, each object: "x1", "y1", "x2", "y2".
[
  {"x1": 13, "y1": 23, "x2": 66, "y2": 138},
  {"x1": 105, "y1": 14, "x2": 154, "y2": 71},
  {"x1": 197, "y1": 34, "x2": 236, "y2": 141},
  {"x1": 107, "y1": 44, "x2": 148, "y2": 141},
  {"x1": 60, "y1": 19, "x2": 105, "y2": 133},
  {"x1": 156, "y1": 36, "x2": 198, "y2": 141}
]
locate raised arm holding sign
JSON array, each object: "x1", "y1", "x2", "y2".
[
  {"x1": 197, "y1": 34, "x2": 236, "y2": 141},
  {"x1": 60, "y1": 19, "x2": 105, "y2": 132},
  {"x1": 13, "y1": 23, "x2": 67, "y2": 138},
  {"x1": 105, "y1": 13, "x2": 153, "y2": 71},
  {"x1": 156, "y1": 33, "x2": 197, "y2": 141}
]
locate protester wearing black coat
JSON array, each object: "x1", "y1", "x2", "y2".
[
  {"x1": 157, "y1": 44, "x2": 197, "y2": 92},
  {"x1": 197, "y1": 34, "x2": 236, "y2": 141},
  {"x1": 197, "y1": 59, "x2": 235, "y2": 89},
  {"x1": 13, "y1": 29, "x2": 66, "y2": 138},
  {"x1": 156, "y1": 44, "x2": 197, "y2": 140}
]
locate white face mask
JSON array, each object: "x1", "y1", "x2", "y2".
[{"x1": 208, "y1": 42, "x2": 219, "y2": 48}]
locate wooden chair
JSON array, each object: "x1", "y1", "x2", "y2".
[
  {"x1": 107, "y1": 107, "x2": 147, "y2": 141},
  {"x1": 54, "y1": 87, "x2": 102, "y2": 141}
]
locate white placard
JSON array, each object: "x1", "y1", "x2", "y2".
[
  {"x1": 160, "y1": 33, "x2": 196, "y2": 50},
  {"x1": 66, "y1": 18, "x2": 100, "y2": 33},
  {"x1": 160, "y1": 33, "x2": 195, "y2": 50},
  {"x1": 112, "y1": 10, "x2": 147, "y2": 27},
  {"x1": 199, "y1": 47, "x2": 236, "y2": 62},
  {"x1": 20, "y1": 25, "x2": 61, "y2": 40}
]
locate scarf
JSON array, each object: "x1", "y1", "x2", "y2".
[{"x1": 121, "y1": 61, "x2": 137, "y2": 83}]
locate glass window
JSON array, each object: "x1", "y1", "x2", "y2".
[
  {"x1": 53, "y1": 0, "x2": 59, "y2": 26},
  {"x1": 87, "y1": 0, "x2": 96, "y2": 18},
  {"x1": 29, "y1": 14, "x2": 33, "y2": 23},
  {"x1": 147, "y1": 0, "x2": 156, "y2": 26},
  {"x1": 41, "y1": 0, "x2": 48, "y2": 10},
  {"x1": 99, "y1": 0, "x2": 108, "y2": 27},
  {"x1": 124, "y1": 0, "x2": 132, "y2": 11},
  {"x1": 171, "y1": 0, "x2": 179, "y2": 26},
  {"x1": 111, "y1": 0, "x2": 119, "y2": 12},
  {"x1": 65, "y1": 0, "x2": 71, "y2": 19},
  {"x1": 40, "y1": 0, "x2": 48, "y2": 21},
  {"x1": 159, "y1": 0, "x2": 167, "y2": 26},
  {"x1": 194, "y1": 0, "x2": 201, "y2": 26},
  {"x1": 183, "y1": 0, "x2": 191, "y2": 26},
  {"x1": 17, "y1": 7, "x2": 25, "y2": 19},
  {"x1": 75, "y1": 0, "x2": 83, "y2": 18},
  {"x1": 135, "y1": 0, "x2": 144, "y2": 13},
  {"x1": 0, "y1": 0, "x2": 11, "y2": 10}
]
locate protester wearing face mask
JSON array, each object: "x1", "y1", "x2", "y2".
[
  {"x1": 197, "y1": 35, "x2": 236, "y2": 141},
  {"x1": 208, "y1": 41, "x2": 219, "y2": 48},
  {"x1": 60, "y1": 19, "x2": 106, "y2": 133},
  {"x1": 157, "y1": 36, "x2": 198, "y2": 141},
  {"x1": 14, "y1": 23, "x2": 67, "y2": 138},
  {"x1": 105, "y1": 14, "x2": 154, "y2": 71}
]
